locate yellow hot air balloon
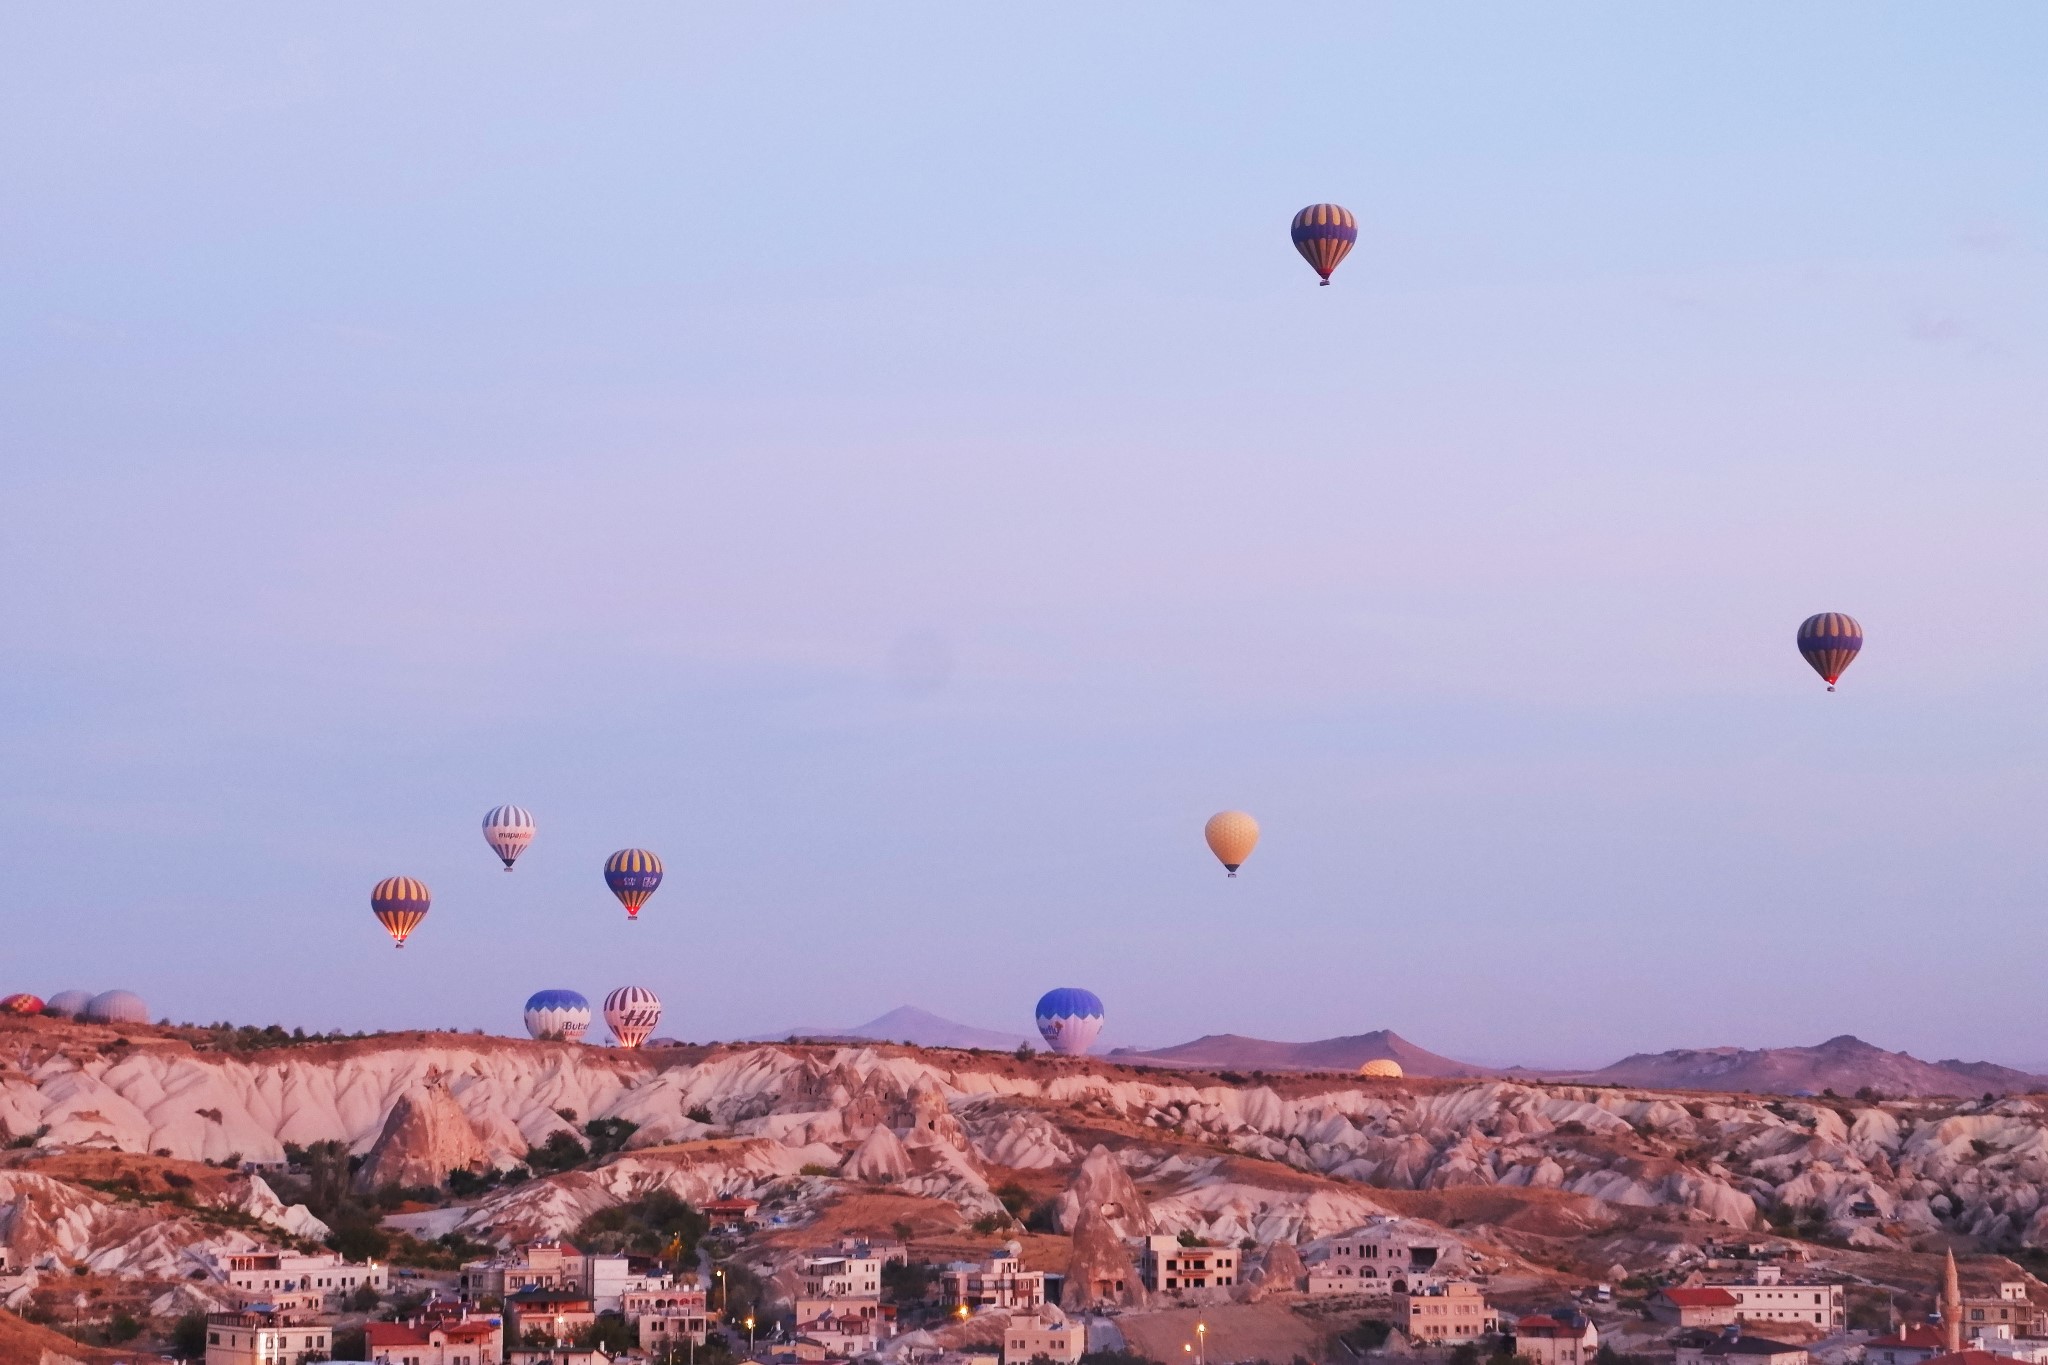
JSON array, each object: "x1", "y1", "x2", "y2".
[
  {"x1": 1204, "y1": 811, "x2": 1259, "y2": 877},
  {"x1": 1359, "y1": 1058, "x2": 1404, "y2": 1079}
]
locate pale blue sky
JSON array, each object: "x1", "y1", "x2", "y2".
[{"x1": 3, "y1": 6, "x2": 2046, "y2": 1066}]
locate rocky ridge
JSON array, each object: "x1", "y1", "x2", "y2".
[{"x1": 9, "y1": 1022, "x2": 2048, "y2": 1284}]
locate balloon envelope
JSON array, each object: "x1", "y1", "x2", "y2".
[
  {"x1": 1797, "y1": 613, "x2": 1863, "y2": 689},
  {"x1": 1035, "y1": 987, "x2": 1105, "y2": 1056},
  {"x1": 1204, "y1": 811, "x2": 1260, "y2": 876},
  {"x1": 1290, "y1": 203, "x2": 1357, "y2": 284},
  {"x1": 371, "y1": 876, "x2": 431, "y2": 948},
  {"x1": 483, "y1": 805, "x2": 536, "y2": 870},
  {"x1": 604, "y1": 849, "x2": 663, "y2": 920},
  {"x1": 44, "y1": 990, "x2": 92, "y2": 1018},
  {"x1": 86, "y1": 990, "x2": 148, "y2": 1024},
  {"x1": 603, "y1": 985, "x2": 662, "y2": 1049},
  {"x1": 0, "y1": 994, "x2": 44, "y2": 1016},
  {"x1": 1359, "y1": 1058, "x2": 1404, "y2": 1079},
  {"x1": 523, "y1": 989, "x2": 591, "y2": 1043}
]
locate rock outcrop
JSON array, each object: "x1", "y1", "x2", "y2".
[
  {"x1": 1247, "y1": 1239, "x2": 1306, "y2": 1298},
  {"x1": 352, "y1": 1082, "x2": 488, "y2": 1193},
  {"x1": 841, "y1": 1124, "x2": 912, "y2": 1183}
]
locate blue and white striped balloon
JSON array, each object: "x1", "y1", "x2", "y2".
[
  {"x1": 483, "y1": 805, "x2": 536, "y2": 870},
  {"x1": 523, "y1": 989, "x2": 591, "y2": 1043},
  {"x1": 1034, "y1": 987, "x2": 1105, "y2": 1056}
]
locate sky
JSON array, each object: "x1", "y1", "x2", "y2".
[{"x1": 3, "y1": 6, "x2": 2047, "y2": 1068}]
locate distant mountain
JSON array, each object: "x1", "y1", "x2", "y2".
[
  {"x1": 1558, "y1": 1035, "x2": 2048, "y2": 1098},
  {"x1": 1107, "y1": 1029, "x2": 1486, "y2": 1078},
  {"x1": 747, "y1": 1005, "x2": 1035, "y2": 1052}
]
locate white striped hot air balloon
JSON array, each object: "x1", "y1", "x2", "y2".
[
  {"x1": 483, "y1": 805, "x2": 536, "y2": 870},
  {"x1": 603, "y1": 985, "x2": 662, "y2": 1049}
]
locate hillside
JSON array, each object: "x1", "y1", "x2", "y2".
[
  {"x1": 1566, "y1": 1035, "x2": 2048, "y2": 1098},
  {"x1": 1109, "y1": 1028, "x2": 1486, "y2": 1077}
]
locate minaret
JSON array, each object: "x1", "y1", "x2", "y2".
[{"x1": 1942, "y1": 1248, "x2": 1963, "y2": 1355}]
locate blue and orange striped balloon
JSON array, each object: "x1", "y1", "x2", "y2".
[
  {"x1": 1797, "y1": 613, "x2": 1863, "y2": 691},
  {"x1": 1290, "y1": 203, "x2": 1357, "y2": 285},
  {"x1": 604, "y1": 849, "x2": 663, "y2": 920},
  {"x1": 371, "y1": 876, "x2": 431, "y2": 948}
]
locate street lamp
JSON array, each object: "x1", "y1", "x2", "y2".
[
  {"x1": 745, "y1": 1314, "x2": 755, "y2": 1358},
  {"x1": 715, "y1": 1268, "x2": 726, "y2": 1315},
  {"x1": 1197, "y1": 1321, "x2": 1208, "y2": 1365}
]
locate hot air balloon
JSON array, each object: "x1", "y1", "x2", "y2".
[
  {"x1": 44, "y1": 990, "x2": 92, "y2": 1018},
  {"x1": 1204, "y1": 810, "x2": 1260, "y2": 877},
  {"x1": 1290, "y1": 204, "x2": 1357, "y2": 285},
  {"x1": 371, "y1": 876, "x2": 431, "y2": 948},
  {"x1": 604, "y1": 849, "x2": 663, "y2": 921},
  {"x1": 603, "y1": 985, "x2": 662, "y2": 1049},
  {"x1": 1034, "y1": 988, "x2": 1104, "y2": 1057},
  {"x1": 523, "y1": 989, "x2": 591, "y2": 1043},
  {"x1": 85, "y1": 990, "x2": 149, "y2": 1024},
  {"x1": 483, "y1": 805, "x2": 535, "y2": 870},
  {"x1": 1797, "y1": 613, "x2": 1862, "y2": 691},
  {"x1": 0, "y1": 994, "x2": 44, "y2": 1016},
  {"x1": 1359, "y1": 1058, "x2": 1404, "y2": 1079}
]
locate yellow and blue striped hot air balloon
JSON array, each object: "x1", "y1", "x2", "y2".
[
  {"x1": 604, "y1": 849, "x2": 663, "y2": 921},
  {"x1": 371, "y1": 876, "x2": 431, "y2": 948},
  {"x1": 1796, "y1": 613, "x2": 1863, "y2": 692},
  {"x1": 1290, "y1": 203, "x2": 1357, "y2": 285}
]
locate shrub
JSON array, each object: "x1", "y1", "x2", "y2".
[
  {"x1": 584, "y1": 1117, "x2": 638, "y2": 1159},
  {"x1": 687, "y1": 1105, "x2": 714, "y2": 1125},
  {"x1": 172, "y1": 1311, "x2": 210, "y2": 1358},
  {"x1": 971, "y1": 1212, "x2": 1012, "y2": 1235},
  {"x1": 526, "y1": 1130, "x2": 590, "y2": 1174},
  {"x1": 109, "y1": 1313, "x2": 141, "y2": 1343}
]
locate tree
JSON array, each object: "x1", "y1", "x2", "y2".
[
  {"x1": 583, "y1": 1118, "x2": 639, "y2": 1159},
  {"x1": 172, "y1": 1312, "x2": 209, "y2": 1359},
  {"x1": 109, "y1": 1313, "x2": 141, "y2": 1343},
  {"x1": 329, "y1": 1216, "x2": 390, "y2": 1263},
  {"x1": 575, "y1": 1190, "x2": 709, "y2": 1262},
  {"x1": 526, "y1": 1131, "x2": 590, "y2": 1174},
  {"x1": 333, "y1": 1328, "x2": 368, "y2": 1362},
  {"x1": 349, "y1": 1283, "x2": 382, "y2": 1313},
  {"x1": 880, "y1": 1260, "x2": 936, "y2": 1305}
]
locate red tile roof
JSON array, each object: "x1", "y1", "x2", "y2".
[
  {"x1": 1921, "y1": 1353, "x2": 2009, "y2": 1365},
  {"x1": 1870, "y1": 1327, "x2": 1948, "y2": 1350},
  {"x1": 365, "y1": 1320, "x2": 498, "y2": 1346},
  {"x1": 1662, "y1": 1288, "x2": 1741, "y2": 1308}
]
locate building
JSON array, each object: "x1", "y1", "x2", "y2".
[
  {"x1": 638, "y1": 1308, "x2": 713, "y2": 1355},
  {"x1": 1396, "y1": 1280, "x2": 1498, "y2": 1345},
  {"x1": 1653, "y1": 1288, "x2": 1742, "y2": 1329},
  {"x1": 622, "y1": 1285, "x2": 706, "y2": 1323},
  {"x1": 205, "y1": 1308, "x2": 333, "y2": 1365},
  {"x1": 797, "y1": 1252, "x2": 883, "y2": 1300},
  {"x1": 460, "y1": 1244, "x2": 637, "y2": 1313},
  {"x1": 1964, "y1": 1284, "x2": 2048, "y2": 1338},
  {"x1": 1870, "y1": 1326, "x2": 1952, "y2": 1365},
  {"x1": 365, "y1": 1317, "x2": 503, "y2": 1365},
  {"x1": 1719, "y1": 1274, "x2": 1846, "y2": 1333},
  {"x1": 1135, "y1": 1238, "x2": 1239, "y2": 1295},
  {"x1": 940, "y1": 1248, "x2": 1048, "y2": 1311},
  {"x1": 1674, "y1": 1329, "x2": 1810, "y2": 1365},
  {"x1": 219, "y1": 1249, "x2": 388, "y2": 1309},
  {"x1": 1514, "y1": 1310, "x2": 1598, "y2": 1365},
  {"x1": 704, "y1": 1198, "x2": 760, "y2": 1232},
  {"x1": 1317, "y1": 1218, "x2": 1460, "y2": 1284},
  {"x1": 463, "y1": 1243, "x2": 587, "y2": 1300},
  {"x1": 506, "y1": 1349, "x2": 611, "y2": 1365},
  {"x1": 1004, "y1": 1306, "x2": 1086, "y2": 1364},
  {"x1": 506, "y1": 1290, "x2": 597, "y2": 1348},
  {"x1": 794, "y1": 1306, "x2": 889, "y2": 1359}
]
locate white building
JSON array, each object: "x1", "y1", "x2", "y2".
[
  {"x1": 1306, "y1": 1217, "x2": 1460, "y2": 1296},
  {"x1": 940, "y1": 1246, "x2": 1048, "y2": 1311},
  {"x1": 218, "y1": 1249, "x2": 387, "y2": 1310},
  {"x1": 1514, "y1": 1310, "x2": 1598, "y2": 1365},
  {"x1": 1716, "y1": 1268, "x2": 1846, "y2": 1332},
  {"x1": 205, "y1": 1308, "x2": 333, "y2": 1365},
  {"x1": 638, "y1": 1309, "x2": 713, "y2": 1354},
  {"x1": 1136, "y1": 1238, "x2": 1239, "y2": 1295},
  {"x1": 796, "y1": 1252, "x2": 883, "y2": 1300},
  {"x1": 365, "y1": 1316, "x2": 502, "y2": 1365},
  {"x1": 459, "y1": 1243, "x2": 638, "y2": 1312},
  {"x1": 1004, "y1": 1306, "x2": 1086, "y2": 1364},
  {"x1": 794, "y1": 1306, "x2": 889, "y2": 1359}
]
